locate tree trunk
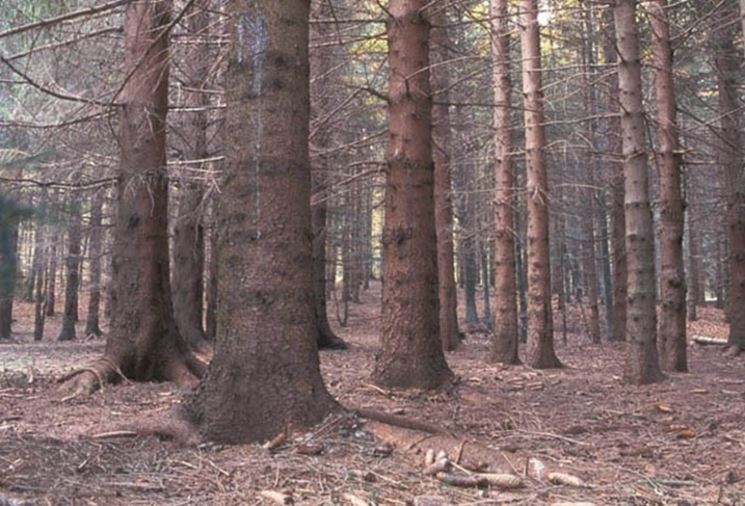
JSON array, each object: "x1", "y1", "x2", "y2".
[
  {"x1": 171, "y1": 0, "x2": 209, "y2": 354},
  {"x1": 84, "y1": 192, "x2": 104, "y2": 338},
  {"x1": 714, "y1": 3, "x2": 745, "y2": 355},
  {"x1": 604, "y1": 7, "x2": 627, "y2": 343},
  {"x1": 205, "y1": 200, "x2": 218, "y2": 341},
  {"x1": 0, "y1": 218, "x2": 19, "y2": 340},
  {"x1": 519, "y1": 0, "x2": 561, "y2": 368},
  {"x1": 686, "y1": 173, "x2": 700, "y2": 321},
  {"x1": 183, "y1": 0, "x2": 336, "y2": 443},
  {"x1": 45, "y1": 230, "x2": 57, "y2": 316},
  {"x1": 62, "y1": 0, "x2": 203, "y2": 395},
  {"x1": 489, "y1": 0, "x2": 519, "y2": 364},
  {"x1": 32, "y1": 197, "x2": 47, "y2": 341},
  {"x1": 614, "y1": 0, "x2": 663, "y2": 384},
  {"x1": 650, "y1": 0, "x2": 687, "y2": 371},
  {"x1": 430, "y1": 6, "x2": 461, "y2": 351},
  {"x1": 371, "y1": 0, "x2": 453, "y2": 389},
  {"x1": 58, "y1": 206, "x2": 81, "y2": 342}
]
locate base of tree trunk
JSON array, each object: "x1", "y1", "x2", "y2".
[
  {"x1": 318, "y1": 332, "x2": 348, "y2": 350},
  {"x1": 59, "y1": 348, "x2": 205, "y2": 397}
]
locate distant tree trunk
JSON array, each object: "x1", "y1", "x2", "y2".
[
  {"x1": 481, "y1": 244, "x2": 492, "y2": 327},
  {"x1": 489, "y1": 0, "x2": 519, "y2": 364},
  {"x1": 519, "y1": 0, "x2": 561, "y2": 368},
  {"x1": 204, "y1": 201, "x2": 218, "y2": 341},
  {"x1": 372, "y1": 0, "x2": 453, "y2": 389},
  {"x1": 62, "y1": 0, "x2": 203, "y2": 394},
  {"x1": 614, "y1": 0, "x2": 663, "y2": 384},
  {"x1": 32, "y1": 196, "x2": 47, "y2": 341},
  {"x1": 84, "y1": 192, "x2": 104, "y2": 338},
  {"x1": 686, "y1": 174, "x2": 700, "y2": 321},
  {"x1": 183, "y1": 0, "x2": 336, "y2": 443},
  {"x1": 516, "y1": 207, "x2": 528, "y2": 343},
  {"x1": 309, "y1": 5, "x2": 347, "y2": 349},
  {"x1": 430, "y1": 6, "x2": 460, "y2": 351},
  {"x1": 714, "y1": 4, "x2": 745, "y2": 355},
  {"x1": 45, "y1": 232, "x2": 57, "y2": 316},
  {"x1": 604, "y1": 7, "x2": 626, "y2": 343},
  {"x1": 650, "y1": 0, "x2": 687, "y2": 371},
  {"x1": 58, "y1": 207, "x2": 82, "y2": 342},
  {"x1": 171, "y1": 0, "x2": 209, "y2": 354},
  {"x1": 0, "y1": 215, "x2": 19, "y2": 340}
]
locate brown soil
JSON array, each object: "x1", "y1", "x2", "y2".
[{"x1": 1, "y1": 286, "x2": 744, "y2": 505}]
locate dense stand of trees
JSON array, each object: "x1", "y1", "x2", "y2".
[{"x1": 1, "y1": 0, "x2": 745, "y2": 441}]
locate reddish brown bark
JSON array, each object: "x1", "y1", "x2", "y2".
[
  {"x1": 519, "y1": 0, "x2": 561, "y2": 369},
  {"x1": 650, "y1": 0, "x2": 687, "y2": 371},
  {"x1": 372, "y1": 0, "x2": 453, "y2": 389},
  {"x1": 183, "y1": 0, "x2": 336, "y2": 443},
  {"x1": 430, "y1": 6, "x2": 460, "y2": 352},
  {"x1": 488, "y1": 0, "x2": 519, "y2": 364},
  {"x1": 614, "y1": 0, "x2": 663, "y2": 384},
  {"x1": 714, "y1": 5, "x2": 745, "y2": 355},
  {"x1": 62, "y1": 0, "x2": 203, "y2": 395}
]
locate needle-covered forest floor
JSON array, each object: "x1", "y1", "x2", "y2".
[{"x1": 1, "y1": 283, "x2": 744, "y2": 505}]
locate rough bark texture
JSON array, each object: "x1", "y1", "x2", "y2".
[
  {"x1": 650, "y1": 0, "x2": 687, "y2": 372},
  {"x1": 84, "y1": 192, "x2": 104, "y2": 338},
  {"x1": 171, "y1": 0, "x2": 209, "y2": 354},
  {"x1": 686, "y1": 176, "x2": 699, "y2": 321},
  {"x1": 205, "y1": 201, "x2": 218, "y2": 341},
  {"x1": 310, "y1": 0, "x2": 346, "y2": 350},
  {"x1": 32, "y1": 210, "x2": 46, "y2": 342},
  {"x1": 62, "y1": 0, "x2": 203, "y2": 395},
  {"x1": 430, "y1": 7, "x2": 460, "y2": 352},
  {"x1": 489, "y1": 0, "x2": 519, "y2": 364},
  {"x1": 58, "y1": 209, "x2": 81, "y2": 342},
  {"x1": 614, "y1": 0, "x2": 663, "y2": 384},
  {"x1": 371, "y1": 0, "x2": 454, "y2": 389},
  {"x1": 714, "y1": 5, "x2": 745, "y2": 355},
  {"x1": 182, "y1": 0, "x2": 336, "y2": 443},
  {"x1": 519, "y1": 0, "x2": 561, "y2": 369},
  {"x1": 604, "y1": 8, "x2": 627, "y2": 343}
]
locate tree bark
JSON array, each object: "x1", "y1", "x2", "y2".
[
  {"x1": 32, "y1": 199, "x2": 47, "y2": 342},
  {"x1": 430, "y1": 6, "x2": 461, "y2": 351},
  {"x1": 45, "y1": 230, "x2": 57, "y2": 316},
  {"x1": 372, "y1": 0, "x2": 454, "y2": 389},
  {"x1": 84, "y1": 192, "x2": 104, "y2": 338},
  {"x1": 489, "y1": 0, "x2": 519, "y2": 364},
  {"x1": 650, "y1": 0, "x2": 687, "y2": 371},
  {"x1": 714, "y1": 3, "x2": 745, "y2": 355},
  {"x1": 183, "y1": 0, "x2": 336, "y2": 443},
  {"x1": 614, "y1": 0, "x2": 663, "y2": 384},
  {"x1": 62, "y1": 0, "x2": 203, "y2": 395},
  {"x1": 58, "y1": 206, "x2": 82, "y2": 342},
  {"x1": 0, "y1": 213, "x2": 19, "y2": 340},
  {"x1": 519, "y1": 0, "x2": 561, "y2": 368}
]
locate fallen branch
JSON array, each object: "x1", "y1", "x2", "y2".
[{"x1": 693, "y1": 335, "x2": 727, "y2": 346}]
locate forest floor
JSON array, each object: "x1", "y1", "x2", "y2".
[{"x1": 0, "y1": 283, "x2": 744, "y2": 505}]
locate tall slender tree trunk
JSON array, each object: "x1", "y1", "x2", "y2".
[
  {"x1": 489, "y1": 0, "x2": 519, "y2": 364},
  {"x1": 205, "y1": 200, "x2": 218, "y2": 341},
  {"x1": 714, "y1": 3, "x2": 745, "y2": 355},
  {"x1": 171, "y1": 0, "x2": 209, "y2": 354},
  {"x1": 604, "y1": 7, "x2": 627, "y2": 343},
  {"x1": 519, "y1": 0, "x2": 561, "y2": 368},
  {"x1": 686, "y1": 174, "x2": 700, "y2": 321},
  {"x1": 430, "y1": 6, "x2": 460, "y2": 351},
  {"x1": 85, "y1": 192, "x2": 104, "y2": 338},
  {"x1": 32, "y1": 195, "x2": 47, "y2": 342},
  {"x1": 372, "y1": 0, "x2": 453, "y2": 389},
  {"x1": 309, "y1": 0, "x2": 347, "y2": 349},
  {"x1": 62, "y1": 0, "x2": 203, "y2": 395},
  {"x1": 650, "y1": 0, "x2": 687, "y2": 371},
  {"x1": 58, "y1": 207, "x2": 82, "y2": 342},
  {"x1": 45, "y1": 230, "x2": 57, "y2": 317},
  {"x1": 183, "y1": 0, "x2": 335, "y2": 443},
  {"x1": 614, "y1": 0, "x2": 663, "y2": 384}
]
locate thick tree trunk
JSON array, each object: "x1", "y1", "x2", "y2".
[
  {"x1": 84, "y1": 192, "x2": 104, "y2": 338},
  {"x1": 58, "y1": 208, "x2": 82, "y2": 342},
  {"x1": 604, "y1": 7, "x2": 627, "y2": 343},
  {"x1": 62, "y1": 0, "x2": 202, "y2": 395},
  {"x1": 614, "y1": 0, "x2": 663, "y2": 384},
  {"x1": 714, "y1": 5, "x2": 745, "y2": 355},
  {"x1": 650, "y1": 0, "x2": 687, "y2": 371},
  {"x1": 430, "y1": 6, "x2": 461, "y2": 351},
  {"x1": 183, "y1": 0, "x2": 336, "y2": 443},
  {"x1": 372, "y1": 0, "x2": 453, "y2": 389},
  {"x1": 489, "y1": 0, "x2": 519, "y2": 364},
  {"x1": 519, "y1": 0, "x2": 561, "y2": 368}
]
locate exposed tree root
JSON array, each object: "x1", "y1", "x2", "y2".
[
  {"x1": 724, "y1": 345, "x2": 743, "y2": 357},
  {"x1": 90, "y1": 407, "x2": 203, "y2": 446}
]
